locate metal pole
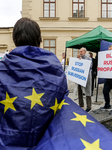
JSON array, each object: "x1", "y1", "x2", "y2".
[
  {"x1": 96, "y1": 81, "x2": 98, "y2": 102},
  {"x1": 95, "y1": 43, "x2": 99, "y2": 102}
]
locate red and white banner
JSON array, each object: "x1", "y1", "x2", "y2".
[{"x1": 98, "y1": 50, "x2": 112, "y2": 78}]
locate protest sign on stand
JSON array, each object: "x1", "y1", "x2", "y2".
[
  {"x1": 98, "y1": 50, "x2": 112, "y2": 78},
  {"x1": 67, "y1": 57, "x2": 91, "y2": 87}
]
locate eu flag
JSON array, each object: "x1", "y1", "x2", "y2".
[
  {"x1": 0, "y1": 46, "x2": 112, "y2": 150},
  {"x1": 0, "y1": 46, "x2": 67, "y2": 149},
  {"x1": 36, "y1": 95, "x2": 112, "y2": 150}
]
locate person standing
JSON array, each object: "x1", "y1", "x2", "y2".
[
  {"x1": 101, "y1": 45, "x2": 112, "y2": 110},
  {"x1": 89, "y1": 52, "x2": 97, "y2": 96},
  {"x1": 77, "y1": 47, "x2": 92, "y2": 112},
  {"x1": 0, "y1": 17, "x2": 68, "y2": 147},
  {"x1": 61, "y1": 53, "x2": 65, "y2": 69}
]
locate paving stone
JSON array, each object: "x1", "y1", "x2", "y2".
[{"x1": 68, "y1": 81, "x2": 112, "y2": 122}]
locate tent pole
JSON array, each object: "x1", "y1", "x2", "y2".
[
  {"x1": 64, "y1": 47, "x2": 67, "y2": 72},
  {"x1": 95, "y1": 43, "x2": 100, "y2": 102},
  {"x1": 95, "y1": 80, "x2": 98, "y2": 102}
]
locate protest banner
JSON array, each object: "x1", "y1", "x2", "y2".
[
  {"x1": 98, "y1": 50, "x2": 112, "y2": 78},
  {"x1": 67, "y1": 57, "x2": 91, "y2": 87}
]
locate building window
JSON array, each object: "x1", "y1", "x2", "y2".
[
  {"x1": 72, "y1": 0, "x2": 85, "y2": 18},
  {"x1": 102, "y1": 0, "x2": 112, "y2": 18},
  {"x1": 72, "y1": 49, "x2": 78, "y2": 57},
  {"x1": 43, "y1": 39, "x2": 56, "y2": 54},
  {"x1": 43, "y1": 0, "x2": 56, "y2": 17}
]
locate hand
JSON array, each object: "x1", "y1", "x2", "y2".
[
  {"x1": 77, "y1": 54, "x2": 81, "y2": 59},
  {"x1": 9, "y1": 49, "x2": 12, "y2": 53}
]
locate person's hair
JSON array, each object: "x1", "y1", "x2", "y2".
[
  {"x1": 13, "y1": 17, "x2": 42, "y2": 47},
  {"x1": 89, "y1": 52, "x2": 93, "y2": 57},
  {"x1": 108, "y1": 45, "x2": 112, "y2": 49},
  {"x1": 62, "y1": 53, "x2": 65, "y2": 55},
  {"x1": 80, "y1": 47, "x2": 87, "y2": 51}
]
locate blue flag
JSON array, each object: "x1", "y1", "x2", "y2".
[
  {"x1": 36, "y1": 96, "x2": 112, "y2": 150},
  {"x1": 0, "y1": 46, "x2": 67, "y2": 149},
  {"x1": 0, "y1": 46, "x2": 112, "y2": 150}
]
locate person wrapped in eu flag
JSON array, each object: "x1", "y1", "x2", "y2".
[
  {"x1": 0, "y1": 18, "x2": 112, "y2": 150},
  {"x1": 0, "y1": 18, "x2": 68, "y2": 149}
]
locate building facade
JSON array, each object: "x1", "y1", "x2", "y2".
[
  {"x1": 1, "y1": 0, "x2": 112, "y2": 60},
  {"x1": 22, "y1": 0, "x2": 112, "y2": 60},
  {"x1": 0, "y1": 27, "x2": 14, "y2": 58}
]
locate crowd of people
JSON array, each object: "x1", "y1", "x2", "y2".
[{"x1": 61, "y1": 45, "x2": 112, "y2": 113}]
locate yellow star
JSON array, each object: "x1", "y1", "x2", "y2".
[
  {"x1": 81, "y1": 139, "x2": 102, "y2": 150},
  {"x1": 0, "y1": 92, "x2": 17, "y2": 113},
  {"x1": 58, "y1": 99, "x2": 69, "y2": 110},
  {"x1": 71, "y1": 112, "x2": 95, "y2": 127},
  {"x1": 50, "y1": 98, "x2": 59, "y2": 115},
  {"x1": 24, "y1": 87, "x2": 44, "y2": 109}
]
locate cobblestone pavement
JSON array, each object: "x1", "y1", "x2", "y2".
[{"x1": 67, "y1": 80, "x2": 112, "y2": 123}]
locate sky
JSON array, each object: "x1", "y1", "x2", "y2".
[{"x1": 0, "y1": 0, "x2": 22, "y2": 27}]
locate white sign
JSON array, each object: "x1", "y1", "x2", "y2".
[
  {"x1": 98, "y1": 50, "x2": 112, "y2": 78},
  {"x1": 67, "y1": 57, "x2": 91, "y2": 87}
]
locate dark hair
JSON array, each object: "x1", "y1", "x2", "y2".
[
  {"x1": 108, "y1": 45, "x2": 112, "y2": 49},
  {"x1": 13, "y1": 17, "x2": 42, "y2": 47},
  {"x1": 89, "y1": 52, "x2": 93, "y2": 57}
]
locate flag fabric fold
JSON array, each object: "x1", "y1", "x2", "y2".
[
  {"x1": 36, "y1": 96, "x2": 112, "y2": 150},
  {"x1": 0, "y1": 46, "x2": 67, "y2": 149}
]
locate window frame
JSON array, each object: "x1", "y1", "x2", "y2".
[
  {"x1": 101, "y1": 0, "x2": 112, "y2": 18},
  {"x1": 72, "y1": 48, "x2": 79, "y2": 57},
  {"x1": 43, "y1": 39, "x2": 56, "y2": 54},
  {"x1": 72, "y1": 0, "x2": 85, "y2": 18},
  {"x1": 43, "y1": 0, "x2": 56, "y2": 17}
]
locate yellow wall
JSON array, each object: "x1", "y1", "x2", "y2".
[
  {"x1": 0, "y1": 28, "x2": 14, "y2": 53},
  {"x1": 22, "y1": 0, "x2": 112, "y2": 60}
]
